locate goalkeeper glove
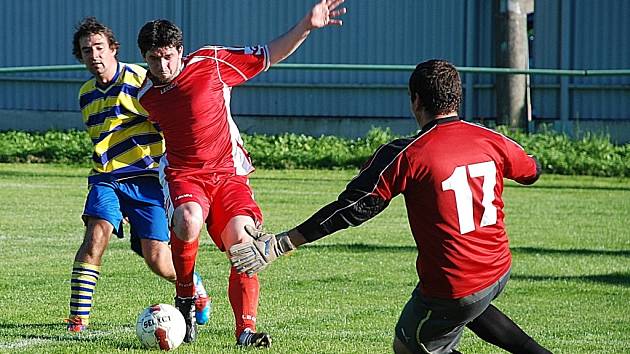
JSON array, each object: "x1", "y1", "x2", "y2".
[{"x1": 229, "y1": 225, "x2": 297, "y2": 276}]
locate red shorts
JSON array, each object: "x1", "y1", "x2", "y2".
[{"x1": 164, "y1": 172, "x2": 263, "y2": 251}]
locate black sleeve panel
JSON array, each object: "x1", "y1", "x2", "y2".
[
  {"x1": 534, "y1": 156, "x2": 543, "y2": 180},
  {"x1": 295, "y1": 190, "x2": 390, "y2": 243},
  {"x1": 518, "y1": 156, "x2": 542, "y2": 185},
  {"x1": 294, "y1": 136, "x2": 417, "y2": 243}
]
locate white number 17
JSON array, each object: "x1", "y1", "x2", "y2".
[{"x1": 441, "y1": 161, "x2": 497, "y2": 234}]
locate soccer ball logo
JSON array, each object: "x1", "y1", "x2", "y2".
[{"x1": 136, "y1": 304, "x2": 186, "y2": 351}]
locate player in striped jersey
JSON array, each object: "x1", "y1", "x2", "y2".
[
  {"x1": 66, "y1": 17, "x2": 210, "y2": 333},
  {"x1": 230, "y1": 60, "x2": 552, "y2": 354}
]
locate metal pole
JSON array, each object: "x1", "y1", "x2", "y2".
[
  {"x1": 494, "y1": 0, "x2": 529, "y2": 131},
  {"x1": 559, "y1": 0, "x2": 572, "y2": 135},
  {"x1": 464, "y1": 0, "x2": 476, "y2": 123}
]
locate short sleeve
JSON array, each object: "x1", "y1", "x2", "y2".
[{"x1": 215, "y1": 45, "x2": 269, "y2": 87}]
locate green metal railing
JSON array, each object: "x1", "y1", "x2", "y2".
[
  {"x1": 1, "y1": 63, "x2": 629, "y2": 76},
  {"x1": 1, "y1": 63, "x2": 627, "y2": 135}
]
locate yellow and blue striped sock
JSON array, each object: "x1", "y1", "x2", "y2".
[{"x1": 69, "y1": 261, "x2": 101, "y2": 325}]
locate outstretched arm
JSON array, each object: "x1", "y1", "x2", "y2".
[
  {"x1": 230, "y1": 138, "x2": 412, "y2": 276},
  {"x1": 267, "y1": 0, "x2": 346, "y2": 65},
  {"x1": 229, "y1": 190, "x2": 390, "y2": 276}
]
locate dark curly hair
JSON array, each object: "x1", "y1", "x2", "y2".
[
  {"x1": 72, "y1": 17, "x2": 119, "y2": 62},
  {"x1": 137, "y1": 19, "x2": 183, "y2": 57},
  {"x1": 408, "y1": 59, "x2": 462, "y2": 116}
]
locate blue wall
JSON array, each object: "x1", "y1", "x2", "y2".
[{"x1": 0, "y1": 0, "x2": 628, "y2": 140}]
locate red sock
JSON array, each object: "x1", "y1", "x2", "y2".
[
  {"x1": 170, "y1": 229, "x2": 198, "y2": 298},
  {"x1": 228, "y1": 266, "x2": 259, "y2": 338}
]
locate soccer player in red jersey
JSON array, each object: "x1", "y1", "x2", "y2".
[
  {"x1": 136, "y1": 0, "x2": 346, "y2": 347},
  {"x1": 230, "y1": 60, "x2": 552, "y2": 354}
]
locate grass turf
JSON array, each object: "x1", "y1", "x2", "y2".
[{"x1": 0, "y1": 163, "x2": 628, "y2": 353}]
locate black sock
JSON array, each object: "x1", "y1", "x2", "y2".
[{"x1": 466, "y1": 304, "x2": 552, "y2": 354}]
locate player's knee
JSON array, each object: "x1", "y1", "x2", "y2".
[
  {"x1": 142, "y1": 240, "x2": 176, "y2": 282},
  {"x1": 221, "y1": 215, "x2": 256, "y2": 249},
  {"x1": 173, "y1": 209, "x2": 203, "y2": 240},
  {"x1": 79, "y1": 219, "x2": 113, "y2": 258},
  {"x1": 173, "y1": 216, "x2": 203, "y2": 240},
  {"x1": 145, "y1": 259, "x2": 176, "y2": 282},
  {"x1": 80, "y1": 234, "x2": 108, "y2": 255}
]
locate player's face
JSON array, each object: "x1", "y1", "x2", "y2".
[
  {"x1": 79, "y1": 33, "x2": 117, "y2": 79},
  {"x1": 144, "y1": 46, "x2": 183, "y2": 84}
]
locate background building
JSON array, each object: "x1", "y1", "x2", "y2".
[{"x1": 0, "y1": 0, "x2": 628, "y2": 142}]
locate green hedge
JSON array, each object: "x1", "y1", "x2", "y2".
[
  {"x1": 0, "y1": 130, "x2": 92, "y2": 164},
  {"x1": 242, "y1": 128, "x2": 394, "y2": 169},
  {"x1": 0, "y1": 128, "x2": 628, "y2": 177},
  {"x1": 499, "y1": 127, "x2": 630, "y2": 177}
]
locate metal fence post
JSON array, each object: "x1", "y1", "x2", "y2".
[{"x1": 559, "y1": 0, "x2": 571, "y2": 135}]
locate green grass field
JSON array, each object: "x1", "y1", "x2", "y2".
[{"x1": 0, "y1": 163, "x2": 628, "y2": 353}]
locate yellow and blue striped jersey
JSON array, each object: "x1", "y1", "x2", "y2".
[{"x1": 79, "y1": 63, "x2": 165, "y2": 185}]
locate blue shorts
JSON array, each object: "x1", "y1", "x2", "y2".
[{"x1": 83, "y1": 177, "x2": 169, "y2": 247}]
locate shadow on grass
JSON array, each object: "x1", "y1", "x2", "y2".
[
  {"x1": 304, "y1": 244, "x2": 630, "y2": 258},
  {"x1": 0, "y1": 323, "x2": 245, "y2": 351},
  {"x1": 0, "y1": 169, "x2": 84, "y2": 179},
  {"x1": 252, "y1": 175, "x2": 351, "y2": 183},
  {"x1": 0, "y1": 322, "x2": 66, "y2": 333},
  {"x1": 512, "y1": 272, "x2": 630, "y2": 287},
  {"x1": 505, "y1": 183, "x2": 630, "y2": 192},
  {"x1": 255, "y1": 177, "x2": 630, "y2": 191},
  {"x1": 0, "y1": 321, "x2": 136, "y2": 340},
  {"x1": 512, "y1": 246, "x2": 630, "y2": 257},
  {"x1": 304, "y1": 242, "x2": 415, "y2": 253}
]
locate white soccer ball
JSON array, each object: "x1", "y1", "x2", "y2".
[{"x1": 136, "y1": 303, "x2": 186, "y2": 351}]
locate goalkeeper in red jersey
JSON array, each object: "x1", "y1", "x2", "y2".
[{"x1": 230, "y1": 59, "x2": 552, "y2": 354}]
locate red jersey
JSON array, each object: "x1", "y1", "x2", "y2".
[
  {"x1": 296, "y1": 117, "x2": 540, "y2": 298},
  {"x1": 138, "y1": 45, "x2": 269, "y2": 175}
]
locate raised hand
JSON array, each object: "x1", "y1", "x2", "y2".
[{"x1": 306, "y1": 0, "x2": 347, "y2": 30}]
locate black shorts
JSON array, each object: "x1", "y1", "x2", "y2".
[{"x1": 394, "y1": 270, "x2": 510, "y2": 354}]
